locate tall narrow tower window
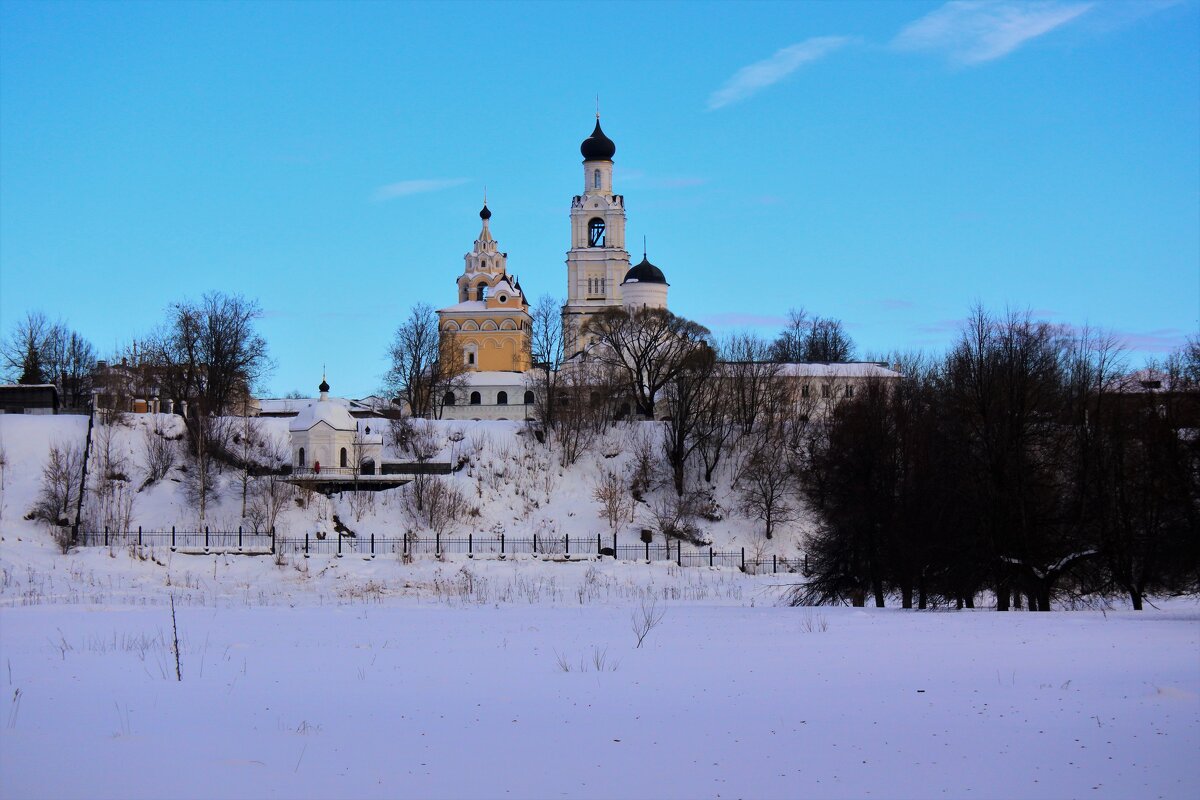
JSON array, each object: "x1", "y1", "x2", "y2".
[
  {"x1": 588, "y1": 218, "x2": 606, "y2": 247},
  {"x1": 593, "y1": 169, "x2": 600, "y2": 189}
]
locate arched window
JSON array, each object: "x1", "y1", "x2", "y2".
[
  {"x1": 593, "y1": 169, "x2": 600, "y2": 189},
  {"x1": 443, "y1": 392, "x2": 456, "y2": 406},
  {"x1": 481, "y1": 259, "x2": 487, "y2": 269},
  {"x1": 470, "y1": 391, "x2": 482, "y2": 405},
  {"x1": 298, "y1": 447, "x2": 306, "y2": 467},
  {"x1": 476, "y1": 283, "x2": 488, "y2": 301},
  {"x1": 360, "y1": 458, "x2": 376, "y2": 476},
  {"x1": 496, "y1": 391, "x2": 508, "y2": 405},
  {"x1": 340, "y1": 448, "x2": 348, "y2": 468},
  {"x1": 523, "y1": 390, "x2": 534, "y2": 405},
  {"x1": 588, "y1": 218, "x2": 606, "y2": 247}
]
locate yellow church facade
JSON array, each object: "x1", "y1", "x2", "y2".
[{"x1": 437, "y1": 203, "x2": 532, "y2": 373}]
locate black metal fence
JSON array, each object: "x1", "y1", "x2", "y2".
[
  {"x1": 75, "y1": 527, "x2": 804, "y2": 574},
  {"x1": 77, "y1": 527, "x2": 273, "y2": 551}
]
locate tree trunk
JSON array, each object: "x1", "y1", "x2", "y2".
[
  {"x1": 851, "y1": 589, "x2": 865, "y2": 608},
  {"x1": 1129, "y1": 589, "x2": 1143, "y2": 611},
  {"x1": 873, "y1": 581, "x2": 885, "y2": 608},
  {"x1": 901, "y1": 585, "x2": 913, "y2": 609},
  {"x1": 996, "y1": 582, "x2": 1010, "y2": 611}
]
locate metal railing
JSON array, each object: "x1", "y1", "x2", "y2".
[{"x1": 74, "y1": 528, "x2": 805, "y2": 573}]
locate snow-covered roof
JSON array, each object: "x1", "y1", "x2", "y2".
[
  {"x1": 440, "y1": 301, "x2": 488, "y2": 313},
  {"x1": 288, "y1": 396, "x2": 357, "y2": 432},
  {"x1": 259, "y1": 398, "x2": 307, "y2": 415},
  {"x1": 772, "y1": 362, "x2": 902, "y2": 379}
]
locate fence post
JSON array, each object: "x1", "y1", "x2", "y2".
[
  {"x1": 597, "y1": 533, "x2": 601, "y2": 555},
  {"x1": 271, "y1": 527, "x2": 275, "y2": 555},
  {"x1": 533, "y1": 532, "x2": 537, "y2": 554},
  {"x1": 138, "y1": 526, "x2": 142, "y2": 547},
  {"x1": 205, "y1": 526, "x2": 209, "y2": 549},
  {"x1": 104, "y1": 526, "x2": 108, "y2": 547},
  {"x1": 677, "y1": 540, "x2": 682, "y2": 566},
  {"x1": 403, "y1": 534, "x2": 408, "y2": 558},
  {"x1": 613, "y1": 533, "x2": 617, "y2": 559},
  {"x1": 645, "y1": 539, "x2": 649, "y2": 561},
  {"x1": 709, "y1": 547, "x2": 714, "y2": 567},
  {"x1": 565, "y1": 534, "x2": 569, "y2": 555},
  {"x1": 305, "y1": 532, "x2": 309, "y2": 557},
  {"x1": 371, "y1": 533, "x2": 375, "y2": 557},
  {"x1": 741, "y1": 547, "x2": 745, "y2": 572},
  {"x1": 436, "y1": 532, "x2": 441, "y2": 556},
  {"x1": 239, "y1": 526, "x2": 243, "y2": 550},
  {"x1": 773, "y1": 554, "x2": 777, "y2": 574},
  {"x1": 172, "y1": 525, "x2": 176, "y2": 550},
  {"x1": 469, "y1": 532, "x2": 473, "y2": 556},
  {"x1": 501, "y1": 533, "x2": 505, "y2": 555},
  {"x1": 337, "y1": 532, "x2": 342, "y2": 557}
]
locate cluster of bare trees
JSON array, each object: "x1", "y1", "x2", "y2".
[
  {"x1": 141, "y1": 292, "x2": 272, "y2": 417},
  {"x1": 768, "y1": 308, "x2": 856, "y2": 363},
  {"x1": 1, "y1": 311, "x2": 97, "y2": 407},
  {"x1": 795, "y1": 308, "x2": 1200, "y2": 611}
]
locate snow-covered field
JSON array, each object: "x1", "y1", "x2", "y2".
[{"x1": 0, "y1": 414, "x2": 1197, "y2": 799}]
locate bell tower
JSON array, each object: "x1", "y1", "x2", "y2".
[{"x1": 563, "y1": 115, "x2": 631, "y2": 355}]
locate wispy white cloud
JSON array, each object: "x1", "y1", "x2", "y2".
[
  {"x1": 372, "y1": 178, "x2": 469, "y2": 201},
  {"x1": 893, "y1": 1, "x2": 1093, "y2": 65},
  {"x1": 707, "y1": 36, "x2": 852, "y2": 111}
]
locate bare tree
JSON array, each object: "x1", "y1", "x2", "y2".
[
  {"x1": 593, "y1": 468, "x2": 633, "y2": 534},
  {"x1": 582, "y1": 307, "x2": 712, "y2": 418},
  {"x1": 767, "y1": 308, "x2": 810, "y2": 362},
  {"x1": 661, "y1": 344, "x2": 718, "y2": 495},
  {"x1": 385, "y1": 303, "x2": 468, "y2": 419},
  {"x1": 247, "y1": 437, "x2": 291, "y2": 534},
  {"x1": 142, "y1": 420, "x2": 177, "y2": 485},
  {"x1": 736, "y1": 424, "x2": 796, "y2": 540},
  {"x1": 529, "y1": 294, "x2": 566, "y2": 432},
  {"x1": 803, "y1": 317, "x2": 856, "y2": 362},
  {"x1": 552, "y1": 359, "x2": 616, "y2": 467},
  {"x1": 31, "y1": 442, "x2": 85, "y2": 548},
  {"x1": 1, "y1": 311, "x2": 52, "y2": 384},
  {"x1": 721, "y1": 332, "x2": 787, "y2": 433},
  {"x1": 146, "y1": 292, "x2": 271, "y2": 417}
]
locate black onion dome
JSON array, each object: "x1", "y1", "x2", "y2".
[
  {"x1": 580, "y1": 119, "x2": 616, "y2": 161},
  {"x1": 479, "y1": 203, "x2": 491, "y2": 221},
  {"x1": 318, "y1": 378, "x2": 330, "y2": 393},
  {"x1": 623, "y1": 255, "x2": 667, "y2": 285}
]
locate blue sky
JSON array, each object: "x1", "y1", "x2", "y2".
[{"x1": 1, "y1": 0, "x2": 1197, "y2": 397}]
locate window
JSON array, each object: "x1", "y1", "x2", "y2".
[
  {"x1": 470, "y1": 391, "x2": 482, "y2": 405},
  {"x1": 498, "y1": 294, "x2": 507, "y2": 303},
  {"x1": 800, "y1": 385, "x2": 810, "y2": 399},
  {"x1": 821, "y1": 384, "x2": 831, "y2": 398},
  {"x1": 477, "y1": 283, "x2": 488, "y2": 301},
  {"x1": 496, "y1": 391, "x2": 508, "y2": 405},
  {"x1": 298, "y1": 447, "x2": 306, "y2": 467},
  {"x1": 593, "y1": 169, "x2": 600, "y2": 189},
  {"x1": 443, "y1": 392, "x2": 456, "y2": 406},
  {"x1": 523, "y1": 390, "x2": 534, "y2": 405},
  {"x1": 588, "y1": 218, "x2": 606, "y2": 247},
  {"x1": 340, "y1": 448, "x2": 348, "y2": 468},
  {"x1": 467, "y1": 351, "x2": 475, "y2": 365},
  {"x1": 481, "y1": 259, "x2": 487, "y2": 269},
  {"x1": 845, "y1": 385, "x2": 854, "y2": 398}
]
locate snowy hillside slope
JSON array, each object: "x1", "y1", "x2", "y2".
[{"x1": 0, "y1": 413, "x2": 810, "y2": 555}]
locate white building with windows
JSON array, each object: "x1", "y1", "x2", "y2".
[{"x1": 288, "y1": 377, "x2": 383, "y2": 473}]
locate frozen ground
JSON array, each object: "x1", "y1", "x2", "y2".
[
  {"x1": 0, "y1": 546, "x2": 1197, "y2": 800},
  {"x1": 0, "y1": 415, "x2": 1197, "y2": 798}
]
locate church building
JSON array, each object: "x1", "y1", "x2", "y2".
[{"x1": 436, "y1": 115, "x2": 670, "y2": 419}]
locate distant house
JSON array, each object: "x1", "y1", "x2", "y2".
[{"x1": 0, "y1": 384, "x2": 59, "y2": 415}]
